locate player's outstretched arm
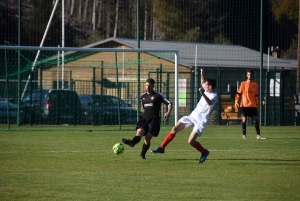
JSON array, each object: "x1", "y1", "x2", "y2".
[{"x1": 201, "y1": 68, "x2": 205, "y2": 85}]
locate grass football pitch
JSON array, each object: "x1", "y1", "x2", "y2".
[{"x1": 0, "y1": 124, "x2": 299, "y2": 201}]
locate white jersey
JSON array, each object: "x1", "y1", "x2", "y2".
[
  {"x1": 190, "y1": 90, "x2": 218, "y2": 124},
  {"x1": 179, "y1": 87, "x2": 217, "y2": 135}
]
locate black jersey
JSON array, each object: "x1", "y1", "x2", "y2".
[{"x1": 140, "y1": 91, "x2": 172, "y2": 119}]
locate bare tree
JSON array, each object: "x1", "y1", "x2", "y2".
[
  {"x1": 131, "y1": 1, "x2": 136, "y2": 38},
  {"x1": 152, "y1": 1, "x2": 156, "y2": 40},
  {"x1": 150, "y1": 13, "x2": 153, "y2": 40},
  {"x1": 65, "y1": 0, "x2": 70, "y2": 15},
  {"x1": 297, "y1": 0, "x2": 300, "y2": 94},
  {"x1": 92, "y1": 0, "x2": 98, "y2": 31},
  {"x1": 144, "y1": 0, "x2": 148, "y2": 40},
  {"x1": 97, "y1": 0, "x2": 103, "y2": 28},
  {"x1": 113, "y1": 0, "x2": 119, "y2": 37},
  {"x1": 78, "y1": 0, "x2": 82, "y2": 19},
  {"x1": 83, "y1": 0, "x2": 90, "y2": 21},
  {"x1": 106, "y1": 1, "x2": 111, "y2": 38},
  {"x1": 70, "y1": 0, "x2": 75, "y2": 15}
]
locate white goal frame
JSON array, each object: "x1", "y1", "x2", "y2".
[{"x1": 0, "y1": 46, "x2": 180, "y2": 124}]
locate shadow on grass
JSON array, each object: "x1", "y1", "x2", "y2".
[
  {"x1": 262, "y1": 137, "x2": 300, "y2": 140},
  {"x1": 162, "y1": 158, "x2": 300, "y2": 165}
]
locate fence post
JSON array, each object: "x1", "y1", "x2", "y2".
[
  {"x1": 92, "y1": 67, "x2": 96, "y2": 126},
  {"x1": 29, "y1": 70, "x2": 33, "y2": 126},
  {"x1": 115, "y1": 52, "x2": 121, "y2": 130},
  {"x1": 272, "y1": 68, "x2": 276, "y2": 125},
  {"x1": 264, "y1": 71, "x2": 270, "y2": 126},
  {"x1": 217, "y1": 67, "x2": 221, "y2": 125},
  {"x1": 69, "y1": 71, "x2": 73, "y2": 90},
  {"x1": 156, "y1": 68, "x2": 159, "y2": 85},
  {"x1": 160, "y1": 64, "x2": 162, "y2": 92},
  {"x1": 5, "y1": 49, "x2": 10, "y2": 129},
  {"x1": 39, "y1": 68, "x2": 42, "y2": 124},
  {"x1": 279, "y1": 68, "x2": 284, "y2": 125},
  {"x1": 100, "y1": 61, "x2": 104, "y2": 125}
]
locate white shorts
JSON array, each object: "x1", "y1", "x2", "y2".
[{"x1": 178, "y1": 115, "x2": 205, "y2": 136}]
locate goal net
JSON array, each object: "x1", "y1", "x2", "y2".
[{"x1": 0, "y1": 45, "x2": 180, "y2": 127}]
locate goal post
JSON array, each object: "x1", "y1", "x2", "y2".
[{"x1": 0, "y1": 45, "x2": 179, "y2": 125}]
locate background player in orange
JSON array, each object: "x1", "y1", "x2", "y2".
[{"x1": 234, "y1": 69, "x2": 266, "y2": 139}]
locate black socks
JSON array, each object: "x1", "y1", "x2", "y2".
[
  {"x1": 132, "y1": 136, "x2": 141, "y2": 145},
  {"x1": 242, "y1": 122, "x2": 246, "y2": 135},
  {"x1": 141, "y1": 143, "x2": 150, "y2": 159},
  {"x1": 254, "y1": 121, "x2": 260, "y2": 135},
  {"x1": 242, "y1": 121, "x2": 260, "y2": 135}
]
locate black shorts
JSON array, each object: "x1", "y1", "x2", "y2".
[
  {"x1": 241, "y1": 107, "x2": 258, "y2": 117},
  {"x1": 136, "y1": 118, "x2": 160, "y2": 137}
]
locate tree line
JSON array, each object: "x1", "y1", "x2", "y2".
[{"x1": 0, "y1": 0, "x2": 298, "y2": 58}]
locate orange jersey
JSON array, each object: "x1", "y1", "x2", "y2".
[{"x1": 235, "y1": 80, "x2": 258, "y2": 107}]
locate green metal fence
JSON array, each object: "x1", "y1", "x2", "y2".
[{"x1": 1, "y1": 65, "x2": 298, "y2": 127}]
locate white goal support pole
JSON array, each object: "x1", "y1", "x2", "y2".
[
  {"x1": 0, "y1": 46, "x2": 180, "y2": 124},
  {"x1": 174, "y1": 52, "x2": 179, "y2": 124},
  {"x1": 57, "y1": 45, "x2": 60, "y2": 89},
  {"x1": 194, "y1": 45, "x2": 198, "y2": 108},
  {"x1": 21, "y1": 0, "x2": 60, "y2": 99},
  {"x1": 62, "y1": 0, "x2": 65, "y2": 89}
]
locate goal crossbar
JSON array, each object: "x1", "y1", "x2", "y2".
[{"x1": 0, "y1": 46, "x2": 179, "y2": 124}]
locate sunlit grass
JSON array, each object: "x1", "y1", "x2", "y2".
[{"x1": 0, "y1": 125, "x2": 299, "y2": 200}]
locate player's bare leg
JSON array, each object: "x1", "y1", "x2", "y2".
[
  {"x1": 188, "y1": 132, "x2": 209, "y2": 163},
  {"x1": 151, "y1": 122, "x2": 186, "y2": 153},
  {"x1": 242, "y1": 116, "x2": 247, "y2": 139}
]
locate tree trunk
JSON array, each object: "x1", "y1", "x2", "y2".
[
  {"x1": 131, "y1": 2, "x2": 136, "y2": 38},
  {"x1": 150, "y1": 13, "x2": 153, "y2": 40},
  {"x1": 70, "y1": 0, "x2": 74, "y2": 16},
  {"x1": 65, "y1": 0, "x2": 70, "y2": 15},
  {"x1": 152, "y1": 2, "x2": 156, "y2": 40},
  {"x1": 113, "y1": 0, "x2": 119, "y2": 37},
  {"x1": 92, "y1": 0, "x2": 98, "y2": 31},
  {"x1": 106, "y1": 1, "x2": 110, "y2": 38},
  {"x1": 83, "y1": 0, "x2": 90, "y2": 21},
  {"x1": 78, "y1": 0, "x2": 82, "y2": 19},
  {"x1": 97, "y1": 0, "x2": 102, "y2": 28},
  {"x1": 144, "y1": 0, "x2": 148, "y2": 40},
  {"x1": 297, "y1": 0, "x2": 300, "y2": 94}
]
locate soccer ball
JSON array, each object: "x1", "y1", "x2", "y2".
[{"x1": 113, "y1": 143, "x2": 124, "y2": 155}]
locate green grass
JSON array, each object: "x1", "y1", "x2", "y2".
[{"x1": 0, "y1": 125, "x2": 299, "y2": 201}]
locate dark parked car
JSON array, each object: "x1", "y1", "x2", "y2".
[
  {"x1": 0, "y1": 101, "x2": 18, "y2": 123},
  {"x1": 79, "y1": 94, "x2": 142, "y2": 125},
  {"x1": 20, "y1": 89, "x2": 85, "y2": 124}
]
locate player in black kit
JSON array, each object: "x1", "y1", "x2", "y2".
[{"x1": 122, "y1": 78, "x2": 172, "y2": 159}]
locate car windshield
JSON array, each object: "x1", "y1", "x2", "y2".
[
  {"x1": 22, "y1": 90, "x2": 47, "y2": 102},
  {"x1": 49, "y1": 91, "x2": 78, "y2": 106},
  {"x1": 94, "y1": 96, "x2": 128, "y2": 107},
  {"x1": 111, "y1": 97, "x2": 127, "y2": 107},
  {"x1": 0, "y1": 102, "x2": 17, "y2": 110},
  {"x1": 79, "y1": 96, "x2": 93, "y2": 105}
]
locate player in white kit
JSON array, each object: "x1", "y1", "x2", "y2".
[{"x1": 151, "y1": 69, "x2": 217, "y2": 163}]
